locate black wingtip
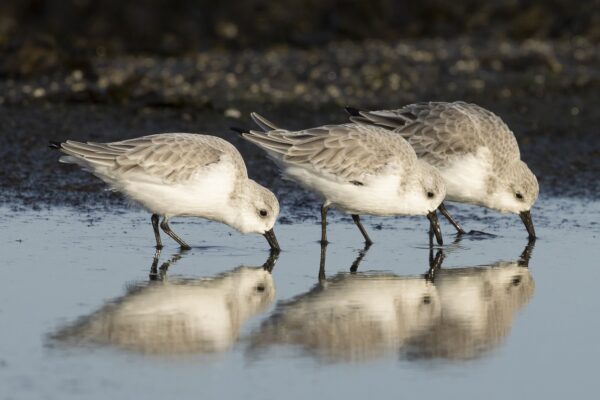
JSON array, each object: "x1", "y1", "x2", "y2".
[
  {"x1": 345, "y1": 106, "x2": 361, "y2": 116},
  {"x1": 230, "y1": 126, "x2": 248, "y2": 135},
  {"x1": 48, "y1": 141, "x2": 62, "y2": 150}
]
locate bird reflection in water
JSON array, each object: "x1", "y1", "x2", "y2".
[
  {"x1": 250, "y1": 240, "x2": 535, "y2": 363},
  {"x1": 403, "y1": 239, "x2": 535, "y2": 361},
  {"x1": 250, "y1": 244, "x2": 442, "y2": 362},
  {"x1": 50, "y1": 250, "x2": 278, "y2": 355}
]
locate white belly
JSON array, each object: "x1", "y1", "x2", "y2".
[
  {"x1": 112, "y1": 162, "x2": 237, "y2": 217},
  {"x1": 284, "y1": 166, "x2": 417, "y2": 216}
]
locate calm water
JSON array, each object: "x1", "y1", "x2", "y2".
[{"x1": 1, "y1": 196, "x2": 598, "y2": 399}]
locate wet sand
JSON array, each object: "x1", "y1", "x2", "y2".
[{"x1": 1, "y1": 38, "x2": 598, "y2": 210}]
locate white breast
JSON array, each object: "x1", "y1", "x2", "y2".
[{"x1": 439, "y1": 148, "x2": 491, "y2": 205}]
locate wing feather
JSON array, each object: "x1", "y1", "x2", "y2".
[
  {"x1": 243, "y1": 123, "x2": 415, "y2": 182},
  {"x1": 351, "y1": 102, "x2": 520, "y2": 168},
  {"x1": 59, "y1": 133, "x2": 246, "y2": 184}
]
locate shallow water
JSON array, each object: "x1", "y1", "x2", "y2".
[{"x1": 1, "y1": 196, "x2": 599, "y2": 399}]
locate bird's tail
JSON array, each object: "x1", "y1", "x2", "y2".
[
  {"x1": 48, "y1": 141, "x2": 63, "y2": 150},
  {"x1": 345, "y1": 106, "x2": 378, "y2": 126},
  {"x1": 250, "y1": 112, "x2": 280, "y2": 131},
  {"x1": 344, "y1": 106, "x2": 362, "y2": 117}
]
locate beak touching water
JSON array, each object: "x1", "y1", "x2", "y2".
[
  {"x1": 519, "y1": 210, "x2": 536, "y2": 239},
  {"x1": 427, "y1": 210, "x2": 443, "y2": 245},
  {"x1": 263, "y1": 228, "x2": 281, "y2": 252}
]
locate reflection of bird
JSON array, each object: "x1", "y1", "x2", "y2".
[
  {"x1": 404, "y1": 243, "x2": 535, "y2": 360},
  {"x1": 50, "y1": 134, "x2": 280, "y2": 251},
  {"x1": 347, "y1": 102, "x2": 538, "y2": 238},
  {"x1": 237, "y1": 114, "x2": 445, "y2": 245},
  {"x1": 249, "y1": 246, "x2": 439, "y2": 362},
  {"x1": 51, "y1": 257, "x2": 277, "y2": 355}
]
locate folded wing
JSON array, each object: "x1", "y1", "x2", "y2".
[
  {"x1": 59, "y1": 133, "x2": 247, "y2": 184},
  {"x1": 242, "y1": 123, "x2": 415, "y2": 182},
  {"x1": 350, "y1": 102, "x2": 520, "y2": 168}
]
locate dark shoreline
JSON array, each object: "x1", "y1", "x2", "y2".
[{"x1": 1, "y1": 38, "x2": 598, "y2": 210}]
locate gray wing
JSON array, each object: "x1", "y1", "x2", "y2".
[
  {"x1": 59, "y1": 133, "x2": 247, "y2": 183},
  {"x1": 242, "y1": 123, "x2": 415, "y2": 182},
  {"x1": 350, "y1": 102, "x2": 520, "y2": 167}
]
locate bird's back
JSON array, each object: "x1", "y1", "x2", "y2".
[
  {"x1": 242, "y1": 123, "x2": 417, "y2": 183},
  {"x1": 351, "y1": 102, "x2": 521, "y2": 170},
  {"x1": 57, "y1": 133, "x2": 248, "y2": 185}
]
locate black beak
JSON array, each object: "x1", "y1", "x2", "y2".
[
  {"x1": 519, "y1": 210, "x2": 536, "y2": 239},
  {"x1": 427, "y1": 211, "x2": 443, "y2": 245},
  {"x1": 263, "y1": 228, "x2": 281, "y2": 252}
]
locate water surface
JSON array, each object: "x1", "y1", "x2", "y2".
[{"x1": 1, "y1": 197, "x2": 598, "y2": 399}]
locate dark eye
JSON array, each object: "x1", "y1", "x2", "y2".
[
  {"x1": 515, "y1": 192, "x2": 524, "y2": 200},
  {"x1": 255, "y1": 284, "x2": 265, "y2": 292},
  {"x1": 422, "y1": 295, "x2": 431, "y2": 304},
  {"x1": 427, "y1": 192, "x2": 434, "y2": 198},
  {"x1": 259, "y1": 209, "x2": 268, "y2": 217},
  {"x1": 511, "y1": 276, "x2": 522, "y2": 286}
]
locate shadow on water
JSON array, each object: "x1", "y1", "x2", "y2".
[
  {"x1": 49, "y1": 251, "x2": 279, "y2": 355},
  {"x1": 248, "y1": 240, "x2": 535, "y2": 363}
]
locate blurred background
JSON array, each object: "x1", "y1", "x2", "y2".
[
  {"x1": 1, "y1": 0, "x2": 598, "y2": 55},
  {"x1": 0, "y1": 0, "x2": 598, "y2": 206}
]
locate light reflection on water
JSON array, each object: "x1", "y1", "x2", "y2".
[
  {"x1": 2, "y1": 199, "x2": 598, "y2": 399},
  {"x1": 250, "y1": 241, "x2": 534, "y2": 363},
  {"x1": 50, "y1": 241, "x2": 534, "y2": 363},
  {"x1": 51, "y1": 252, "x2": 278, "y2": 355},
  {"x1": 403, "y1": 242, "x2": 535, "y2": 361}
]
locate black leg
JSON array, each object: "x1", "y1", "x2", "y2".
[
  {"x1": 438, "y1": 202, "x2": 466, "y2": 235},
  {"x1": 350, "y1": 242, "x2": 372, "y2": 273},
  {"x1": 424, "y1": 248, "x2": 445, "y2": 282},
  {"x1": 351, "y1": 214, "x2": 373, "y2": 245},
  {"x1": 160, "y1": 217, "x2": 191, "y2": 250},
  {"x1": 149, "y1": 249, "x2": 184, "y2": 281},
  {"x1": 149, "y1": 248, "x2": 162, "y2": 279},
  {"x1": 320, "y1": 203, "x2": 329, "y2": 245},
  {"x1": 151, "y1": 214, "x2": 163, "y2": 249},
  {"x1": 318, "y1": 242, "x2": 327, "y2": 284}
]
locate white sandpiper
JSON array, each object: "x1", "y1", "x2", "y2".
[
  {"x1": 237, "y1": 113, "x2": 446, "y2": 245},
  {"x1": 50, "y1": 133, "x2": 280, "y2": 251},
  {"x1": 347, "y1": 102, "x2": 539, "y2": 238}
]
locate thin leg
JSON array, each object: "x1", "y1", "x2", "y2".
[
  {"x1": 425, "y1": 248, "x2": 445, "y2": 282},
  {"x1": 159, "y1": 252, "x2": 183, "y2": 276},
  {"x1": 351, "y1": 215, "x2": 373, "y2": 245},
  {"x1": 149, "y1": 249, "x2": 184, "y2": 281},
  {"x1": 318, "y1": 242, "x2": 327, "y2": 284},
  {"x1": 151, "y1": 214, "x2": 163, "y2": 249},
  {"x1": 320, "y1": 203, "x2": 329, "y2": 245},
  {"x1": 160, "y1": 217, "x2": 191, "y2": 250},
  {"x1": 149, "y1": 248, "x2": 162, "y2": 280},
  {"x1": 350, "y1": 242, "x2": 372, "y2": 273},
  {"x1": 438, "y1": 202, "x2": 466, "y2": 235}
]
